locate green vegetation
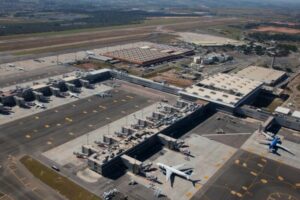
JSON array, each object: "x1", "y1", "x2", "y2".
[
  {"x1": 20, "y1": 156, "x2": 101, "y2": 200},
  {"x1": 206, "y1": 24, "x2": 243, "y2": 40},
  {"x1": 249, "y1": 32, "x2": 300, "y2": 42}
]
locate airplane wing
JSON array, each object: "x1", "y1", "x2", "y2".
[
  {"x1": 258, "y1": 140, "x2": 271, "y2": 145},
  {"x1": 165, "y1": 169, "x2": 172, "y2": 182},
  {"x1": 276, "y1": 144, "x2": 295, "y2": 155},
  {"x1": 261, "y1": 132, "x2": 273, "y2": 140},
  {"x1": 172, "y1": 163, "x2": 185, "y2": 170}
]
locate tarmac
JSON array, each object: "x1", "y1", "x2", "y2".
[
  {"x1": 0, "y1": 84, "x2": 165, "y2": 199},
  {"x1": 192, "y1": 150, "x2": 300, "y2": 200}
]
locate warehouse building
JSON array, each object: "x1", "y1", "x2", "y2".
[
  {"x1": 180, "y1": 73, "x2": 263, "y2": 108},
  {"x1": 102, "y1": 42, "x2": 193, "y2": 66},
  {"x1": 235, "y1": 66, "x2": 287, "y2": 86}
]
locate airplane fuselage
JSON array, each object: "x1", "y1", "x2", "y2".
[{"x1": 157, "y1": 163, "x2": 190, "y2": 180}]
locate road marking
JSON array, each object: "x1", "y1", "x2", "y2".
[
  {"x1": 121, "y1": 99, "x2": 126, "y2": 102},
  {"x1": 113, "y1": 100, "x2": 118, "y2": 103},
  {"x1": 250, "y1": 171, "x2": 258, "y2": 176},
  {"x1": 195, "y1": 183, "x2": 202, "y2": 189},
  {"x1": 242, "y1": 163, "x2": 247, "y2": 167},
  {"x1": 93, "y1": 110, "x2": 98, "y2": 113},
  {"x1": 106, "y1": 117, "x2": 111, "y2": 120},
  {"x1": 231, "y1": 190, "x2": 236, "y2": 195},
  {"x1": 25, "y1": 134, "x2": 31, "y2": 139},
  {"x1": 126, "y1": 95, "x2": 134, "y2": 99},
  {"x1": 57, "y1": 123, "x2": 61, "y2": 127},
  {"x1": 242, "y1": 186, "x2": 247, "y2": 190},
  {"x1": 99, "y1": 105, "x2": 106, "y2": 109},
  {"x1": 204, "y1": 176, "x2": 209, "y2": 180},
  {"x1": 45, "y1": 124, "x2": 50, "y2": 128},
  {"x1": 261, "y1": 158, "x2": 267, "y2": 163},
  {"x1": 47, "y1": 141, "x2": 52, "y2": 145},
  {"x1": 69, "y1": 132, "x2": 74, "y2": 136},
  {"x1": 83, "y1": 111, "x2": 88, "y2": 114},
  {"x1": 260, "y1": 179, "x2": 268, "y2": 184}
]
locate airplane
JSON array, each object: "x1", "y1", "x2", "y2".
[
  {"x1": 69, "y1": 92, "x2": 80, "y2": 98},
  {"x1": 96, "y1": 92, "x2": 112, "y2": 98},
  {"x1": 258, "y1": 131, "x2": 294, "y2": 155},
  {"x1": 35, "y1": 102, "x2": 46, "y2": 109},
  {"x1": 157, "y1": 163, "x2": 194, "y2": 186}
]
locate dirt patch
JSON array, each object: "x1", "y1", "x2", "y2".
[
  {"x1": 283, "y1": 73, "x2": 300, "y2": 109},
  {"x1": 253, "y1": 26, "x2": 300, "y2": 34},
  {"x1": 151, "y1": 69, "x2": 194, "y2": 88}
]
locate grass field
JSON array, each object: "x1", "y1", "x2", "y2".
[{"x1": 20, "y1": 156, "x2": 101, "y2": 200}]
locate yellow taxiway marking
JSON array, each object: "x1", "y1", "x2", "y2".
[
  {"x1": 35, "y1": 116, "x2": 39, "y2": 120},
  {"x1": 278, "y1": 176, "x2": 284, "y2": 181},
  {"x1": 261, "y1": 179, "x2": 268, "y2": 184},
  {"x1": 242, "y1": 186, "x2": 248, "y2": 191},
  {"x1": 25, "y1": 134, "x2": 31, "y2": 139},
  {"x1": 44, "y1": 124, "x2": 50, "y2": 128},
  {"x1": 65, "y1": 117, "x2": 73, "y2": 122},
  {"x1": 204, "y1": 176, "x2": 209, "y2": 180},
  {"x1": 185, "y1": 192, "x2": 193, "y2": 198},
  {"x1": 236, "y1": 193, "x2": 242, "y2": 198},
  {"x1": 250, "y1": 171, "x2": 258, "y2": 176},
  {"x1": 235, "y1": 160, "x2": 240, "y2": 164},
  {"x1": 195, "y1": 184, "x2": 202, "y2": 189},
  {"x1": 257, "y1": 163, "x2": 264, "y2": 168}
]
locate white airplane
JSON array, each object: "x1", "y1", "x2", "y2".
[
  {"x1": 35, "y1": 102, "x2": 46, "y2": 109},
  {"x1": 69, "y1": 92, "x2": 80, "y2": 98},
  {"x1": 157, "y1": 163, "x2": 193, "y2": 184},
  {"x1": 96, "y1": 92, "x2": 111, "y2": 98}
]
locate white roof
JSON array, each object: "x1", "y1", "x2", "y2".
[
  {"x1": 235, "y1": 66, "x2": 286, "y2": 85},
  {"x1": 182, "y1": 73, "x2": 262, "y2": 107},
  {"x1": 275, "y1": 106, "x2": 291, "y2": 115},
  {"x1": 292, "y1": 111, "x2": 300, "y2": 119}
]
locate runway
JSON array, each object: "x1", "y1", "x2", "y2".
[{"x1": 0, "y1": 64, "x2": 76, "y2": 88}]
